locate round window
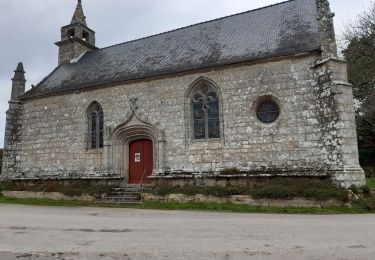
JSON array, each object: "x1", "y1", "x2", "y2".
[{"x1": 256, "y1": 100, "x2": 280, "y2": 124}]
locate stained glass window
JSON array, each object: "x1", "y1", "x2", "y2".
[
  {"x1": 88, "y1": 102, "x2": 104, "y2": 149},
  {"x1": 192, "y1": 84, "x2": 220, "y2": 139}
]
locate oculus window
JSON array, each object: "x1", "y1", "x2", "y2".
[{"x1": 256, "y1": 100, "x2": 280, "y2": 124}]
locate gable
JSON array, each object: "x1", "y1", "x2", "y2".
[{"x1": 23, "y1": 0, "x2": 320, "y2": 99}]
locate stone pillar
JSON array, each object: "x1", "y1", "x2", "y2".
[
  {"x1": 156, "y1": 130, "x2": 166, "y2": 173},
  {"x1": 314, "y1": 0, "x2": 365, "y2": 187},
  {"x1": 103, "y1": 126, "x2": 112, "y2": 170},
  {"x1": 317, "y1": 0, "x2": 338, "y2": 59},
  {"x1": 313, "y1": 58, "x2": 365, "y2": 187},
  {"x1": 2, "y1": 63, "x2": 26, "y2": 179}
]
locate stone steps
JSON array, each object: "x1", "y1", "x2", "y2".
[{"x1": 99, "y1": 185, "x2": 153, "y2": 205}]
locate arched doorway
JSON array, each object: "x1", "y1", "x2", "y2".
[{"x1": 128, "y1": 139, "x2": 153, "y2": 184}]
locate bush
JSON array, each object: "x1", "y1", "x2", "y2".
[
  {"x1": 366, "y1": 178, "x2": 375, "y2": 189},
  {"x1": 249, "y1": 178, "x2": 349, "y2": 202},
  {"x1": 153, "y1": 185, "x2": 248, "y2": 198},
  {"x1": 360, "y1": 185, "x2": 371, "y2": 196},
  {"x1": 364, "y1": 167, "x2": 375, "y2": 178},
  {"x1": 251, "y1": 184, "x2": 297, "y2": 199},
  {"x1": 0, "y1": 181, "x2": 13, "y2": 192},
  {"x1": 0, "y1": 149, "x2": 3, "y2": 175},
  {"x1": 220, "y1": 168, "x2": 241, "y2": 175},
  {"x1": 359, "y1": 148, "x2": 375, "y2": 168},
  {"x1": 349, "y1": 185, "x2": 359, "y2": 194},
  {"x1": 354, "y1": 197, "x2": 375, "y2": 211},
  {"x1": 153, "y1": 178, "x2": 349, "y2": 202},
  {"x1": 0, "y1": 181, "x2": 114, "y2": 197}
]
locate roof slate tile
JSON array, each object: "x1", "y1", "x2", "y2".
[{"x1": 23, "y1": 0, "x2": 320, "y2": 99}]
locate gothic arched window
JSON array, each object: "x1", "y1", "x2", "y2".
[
  {"x1": 191, "y1": 84, "x2": 220, "y2": 139},
  {"x1": 88, "y1": 102, "x2": 104, "y2": 149}
]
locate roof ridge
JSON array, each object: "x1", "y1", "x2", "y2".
[{"x1": 98, "y1": 0, "x2": 296, "y2": 52}]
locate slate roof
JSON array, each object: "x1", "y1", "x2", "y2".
[{"x1": 23, "y1": 0, "x2": 321, "y2": 99}]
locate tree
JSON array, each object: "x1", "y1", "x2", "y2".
[
  {"x1": 0, "y1": 149, "x2": 2, "y2": 175},
  {"x1": 342, "y1": 2, "x2": 375, "y2": 158}
]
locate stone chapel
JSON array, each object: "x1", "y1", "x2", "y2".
[{"x1": 2, "y1": 0, "x2": 366, "y2": 187}]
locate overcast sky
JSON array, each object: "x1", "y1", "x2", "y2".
[{"x1": 0, "y1": 0, "x2": 372, "y2": 148}]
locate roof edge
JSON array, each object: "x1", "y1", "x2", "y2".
[{"x1": 22, "y1": 49, "x2": 320, "y2": 101}]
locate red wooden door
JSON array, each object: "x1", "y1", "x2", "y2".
[{"x1": 129, "y1": 139, "x2": 153, "y2": 184}]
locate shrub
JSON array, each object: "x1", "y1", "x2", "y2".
[
  {"x1": 349, "y1": 185, "x2": 359, "y2": 194},
  {"x1": 0, "y1": 149, "x2": 3, "y2": 175},
  {"x1": 354, "y1": 197, "x2": 375, "y2": 211},
  {"x1": 220, "y1": 168, "x2": 241, "y2": 175},
  {"x1": 366, "y1": 178, "x2": 375, "y2": 188},
  {"x1": 249, "y1": 178, "x2": 349, "y2": 202},
  {"x1": 153, "y1": 178, "x2": 349, "y2": 202},
  {"x1": 360, "y1": 185, "x2": 371, "y2": 196},
  {"x1": 251, "y1": 184, "x2": 297, "y2": 199},
  {"x1": 0, "y1": 181, "x2": 114, "y2": 197},
  {"x1": 153, "y1": 185, "x2": 248, "y2": 198},
  {"x1": 0, "y1": 181, "x2": 13, "y2": 192}
]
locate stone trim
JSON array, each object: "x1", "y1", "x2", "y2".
[{"x1": 110, "y1": 111, "x2": 165, "y2": 183}]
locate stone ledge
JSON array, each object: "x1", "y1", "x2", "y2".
[
  {"x1": 0, "y1": 176, "x2": 123, "y2": 181},
  {"x1": 150, "y1": 172, "x2": 330, "y2": 179}
]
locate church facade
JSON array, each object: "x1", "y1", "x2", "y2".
[{"x1": 2, "y1": 0, "x2": 366, "y2": 187}]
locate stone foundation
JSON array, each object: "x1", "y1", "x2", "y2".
[
  {"x1": 142, "y1": 193, "x2": 347, "y2": 208},
  {"x1": 0, "y1": 178, "x2": 123, "y2": 189},
  {"x1": 2, "y1": 191, "x2": 95, "y2": 201},
  {"x1": 150, "y1": 172, "x2": 335, "y2": 188}
]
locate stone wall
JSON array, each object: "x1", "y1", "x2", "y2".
[{"x1": 2, "y1": 53, "x2": 365, "y2": 186}]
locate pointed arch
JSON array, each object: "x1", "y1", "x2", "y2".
[
  {"x1": 185, "y1": 77, "x2": 223, "y2": 141},
  {"x1": 87, "y1": 101, "x2": 104, "y2": 149},
  {"x1": 109, "y1": 115, "x2": 165, "y2": 183}
]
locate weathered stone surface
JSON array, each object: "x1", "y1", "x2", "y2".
[
  {"x1": 1, "y1": 54, "x2": 365, "y2": 187},
  {"x1": 1, "y1": 0, "x2": 366, "y2": 187}
]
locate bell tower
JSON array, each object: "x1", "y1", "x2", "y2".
[{"x1": 55, "y1": 0, "x2": 97, "y2": 65}]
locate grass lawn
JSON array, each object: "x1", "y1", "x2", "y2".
[
  {"x1": 0, "y1": 195, "x2": 373, "y2": 214},
  {"x1": 367, "y1": 178, "x2": 375, "y2": 189}
]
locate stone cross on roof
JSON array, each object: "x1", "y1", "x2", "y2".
[{"x1": 71, "y1": 0, "x2": 87, "y2": 26}]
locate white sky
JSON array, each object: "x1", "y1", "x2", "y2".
[{"x1": 0, "y1": 0, "x2": 372, "y2": 148}]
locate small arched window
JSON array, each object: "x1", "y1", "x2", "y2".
[
  {"x1": 191, "y1": 83, "x2": 220, "y2": 139},
  {"x1": 88, "y1": 102, "x2": 104, "y2": 149}
]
